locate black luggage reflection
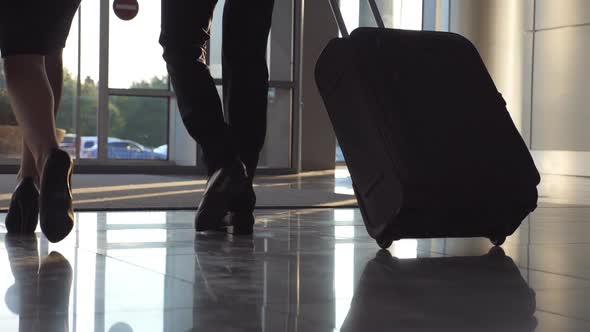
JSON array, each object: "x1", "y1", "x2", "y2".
[{"x1": 341, "y1": 248, "x2": 537, "y2": 332}]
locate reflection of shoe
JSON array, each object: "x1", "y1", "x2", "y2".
[
  {"x1": 195, "y1": 160, "x2": 254, "y2": 233},
  {"x1": 4, "y1": 234, "x2": 40, "y2": 316},
  {"x1": 5, "y1": 177, "x2": 39, "y2": 234},
  {"x1": 39, "y1": 149, "x2": 74, "y2": 243},
  {"x1": 38, "y1": 251, "x2": 73, "y2": 331}
]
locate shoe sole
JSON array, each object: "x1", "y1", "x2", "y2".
[{"x1": 39, "y1": 152, "x2": 74, "y2": 243}]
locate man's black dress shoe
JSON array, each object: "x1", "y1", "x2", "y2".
[
  {"x1": 5, "y1": 177, "x2": 39, "y2": 234},
  {"x1": 39, "y1": 149, "x2": 74, "y2": 243},
  {"x1": 226, "y1": 162, "x2": 257, "y2": 235},
  {"x1": 224, "y1": 210, "x2": 255, "y2": 235},
  {"x1": 195, "y1": 160, "x2": 255, "y2": 234}
]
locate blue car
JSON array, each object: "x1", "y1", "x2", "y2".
[{"x1": 82, "y1": 137, "x2": 165, "y2": 160}]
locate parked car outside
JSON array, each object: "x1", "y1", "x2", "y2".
[
  {"x1": 59, "y1": 135, "x2": 100, "y2": 159},
  {"x1": 153, "y1": 144, "x2": 168, "y2": 159},
  {"x1": 60, "y1": 135, "x2": 165, "y2": 160},
  {"x1": 59, "y1": 134, "x2": 77, "y2": 157}
]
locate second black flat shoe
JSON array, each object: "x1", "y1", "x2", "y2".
[
  {"x1": 39, "y1": 149, "x2": 74, "y2": 243},
  {"x1": 225, "y1": 182, "x2": 256, "y2": 235},
  {"x1": 195, "y1": 160, "x2": 251, "y2": 232},
  {"x1": 225, "y1": 160, "x2": 257, "y2": 235},
  {"x1": 224, "y1": 210, "x2": 255, "y2": 235},
  {"x1": 5, "y1": 177, "x2": 39, "y2": 234}
]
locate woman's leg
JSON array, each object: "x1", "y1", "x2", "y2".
[
  {"x1": 4, "y1": 54, "x2": 58, "y2": 175},
  {"x1": 5, "y1": 54, "x2": 74, "y2": 243},
  {"x1": 44, "y1": 50, "x2": 64, "y2": 109},
  {"x1": 17, "y1": 50, "x2": 63, "y2": 185},
  {"x1": 18, "y1": 142, "x2": 37, "y2": 184}
]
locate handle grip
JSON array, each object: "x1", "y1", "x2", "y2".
[{"x1": 328, "y1": 0, "x2": 385, "y2": 38}]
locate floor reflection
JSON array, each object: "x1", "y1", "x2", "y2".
[
  {"x1": 4, "y1": 235, "x2": 72, "y2": 332},
  {"x1": 342, "y1": 248, "x2": 537, "y2": 332},
  {"x1": 0, "y1": 207, "x2": 589, "y2": 331}
]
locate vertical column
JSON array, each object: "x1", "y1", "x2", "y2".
[
  {"x1": 261, "y1": 0, "x2": 294, "y2": 169},
  {"x1": 270, "y1": 0, "x2": 294, "y2": 81},
  {"x1": 97, "y1": 0, "x2": 110, "y2": 161},
  {"x1": 74, "y1": 7, "x2": 82, "y2": 160},
  {"x1": 168, "y1": 100, "x2": 197, "y2": 167},
  {"x1": 423, "y1": 0, "x2": 450, "y2": 31},
  {"x1": 298, "y1": 0, "x2": 338, "y2": 171},
  {"x1": 449, "y1": 0, "x2": 533, "y2": 145},
  {"x1": 528, "y1": 0, "x2": 590, "y2": 175}
]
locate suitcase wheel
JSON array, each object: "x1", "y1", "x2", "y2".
[
  {"x1": 376, "y1": 235, "x2": 394, "y2": 249},
  {"x1": 487, "y1": 246, "x2": 506, "y2": 257},
  {"x1": 490, "y1": 235, "x2": 506, "y2": 246}
]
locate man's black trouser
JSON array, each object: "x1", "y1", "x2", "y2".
[{"x1": 159, "y1": 0, "x2": 274, "y2": 176}]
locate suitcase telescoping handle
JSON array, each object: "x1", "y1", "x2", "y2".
[{"x1": 328, "y1": 0, "x2": 385, "y2": 37}]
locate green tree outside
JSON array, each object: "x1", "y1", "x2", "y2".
[{"x1": 0, "y1": 62, "x2": 168, "y2": 149}]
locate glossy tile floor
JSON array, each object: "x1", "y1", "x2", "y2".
[
  {"x1": 0, "y1": 170, "x2": 589, "y2": 331},
  {"x1": 1, "y1": 207, "x2": 589, "y2": 331}
]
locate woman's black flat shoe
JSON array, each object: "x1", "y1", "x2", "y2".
[
  {"x1": 5, "y1": 177, "x2": 39, "y2": 234},
  {"x1": 39, "y1": 149, "x2": 74, "y2": 243}
]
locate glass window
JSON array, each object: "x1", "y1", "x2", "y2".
[
  {"x1": 209, "y1": 1, "x2": 224, "y2": 79},
  {"x1": 56, "y1": 9, "x2": 80, "y2": 160},
  {"x1": 343, "y1": 0, "x2": 423, "y2": 30},
  {"x1": 108, "y1": 96, "x2": 169, "y2": 160},
  {"x1": 0, "y1": 4, "x2": 99, "y2": 162},
  {"x1": 108, "y1": 0, "x2": 168, "y2": 89},
  {"x1": 340, "y1": 0, "x2": 361, "y2": 31},
  {"x1": 2, "y1": 0, "x2": 294, "y2": 169},
  {"x1": 75, "y1": 0, "x2": 100, "y2": 161},
  {"x1": 57, "y1": 1, "x2": 100, "y2": 160},
  {"x1": 0, "y1": 58, "x2": 18, "y2": 160}
]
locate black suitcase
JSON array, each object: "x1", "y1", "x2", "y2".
[
  {"x1": 315, "y1": 0, "x2": 540, "y2": 249},
  {"x1": 341, "y1": 249, "x2": 537, "y2": 331}
]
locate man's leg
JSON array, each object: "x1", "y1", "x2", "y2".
[
  {"x1": 221, "y1": 0, "x2": 274, "y2": 234},
  {"x1": 222, "y1": 0, "x2": 275, "y2": 180},
  {"x1": 159, "y1": 0, "x2": 233, "y2": 174},
  {"x1": 160, "y1": 0, "x2": 250, "y2": 232}
]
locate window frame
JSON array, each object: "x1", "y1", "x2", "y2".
[{"x1": 0, "y1": 0, "x2": 302, "y2": 175}]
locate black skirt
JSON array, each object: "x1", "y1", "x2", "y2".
[{"x1": 0, "y1": 0, "x2": 81, "y2": 57}]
